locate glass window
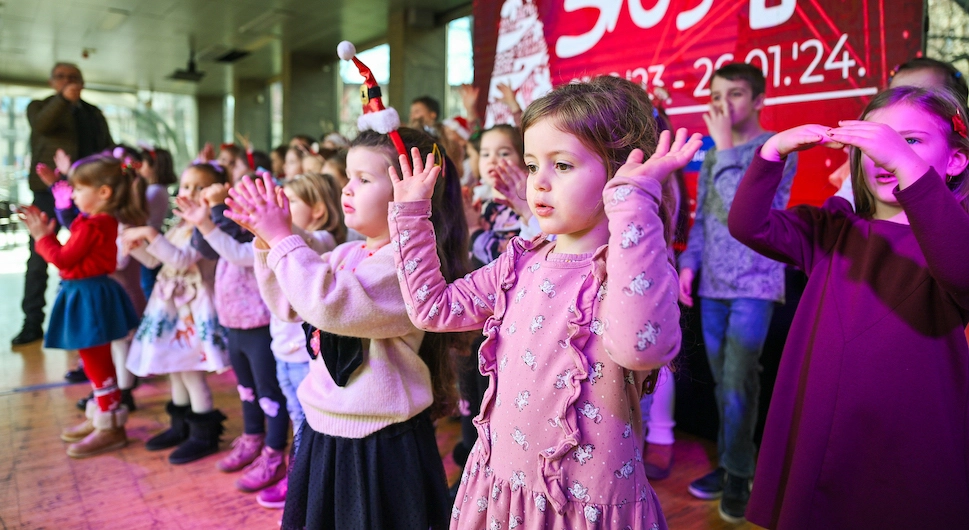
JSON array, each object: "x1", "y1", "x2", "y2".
[{"x1": 446, "y1": 16, "x2": 474, "y2": 119}]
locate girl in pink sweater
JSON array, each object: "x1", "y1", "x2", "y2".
[
  {"x1": 226, "y1": 127, "x2": 469, "y2": 530},
  {"x1": 390, "y1": 76, "x2": 700, "y2": 529}
]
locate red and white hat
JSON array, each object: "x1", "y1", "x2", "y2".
[
  {"x1": 442, "y1": 116, "x2": 472, "y2": 141},
  {"x1": 337, "y1": 41, "x2": 407, "y2": 158}
]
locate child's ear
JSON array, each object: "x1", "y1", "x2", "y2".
[
  {"x1": 97, "y1": 184, "x2": 113, "y2": 200},
  {"x1": 946, "y1": 148, "x2": 969, "y2": 177},
  {"x1": 312, "y1": 202, "x2": 328, "y2": 225},
  {"x1": 753, "y1": 92, "x2": 766, "y2": 112}
]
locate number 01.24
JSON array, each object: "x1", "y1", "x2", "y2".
[{"x1": 692, "y1": 34, "x2": 862, "y2": 97}]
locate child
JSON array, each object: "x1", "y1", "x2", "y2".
[
  {"x1": 678, "y1": 62, "x2": 797, "y2": 522},
  {"x1": 137, "y1": 145, "x2": 175, "y2": 310},
  {"x1": 22, "y1": 154, "x2": 143, "y2": 458},
  {"x1": 122, "y1": 163, "x2": 231, "y2": 465},
  {"x1": 226, "y1": 126, "x2": 468, "y2": 529},
  {"x1": 729, "y1": 86, "x2": 969, "y2": 529},
  {"x1": 180, "y1": 180, "x2": 287, "y2": 493},
  {"x1": 390, "y1": 75, "x2": 697, "y2": 528},
  {"x1": 283, "y1": 146, "x2": 303, "y2": 181},
  {"x1": 180, "y1": 172, "x2": 346, "y2": 508},
  {"x1": 321, "y1": 148, "x2": 348, "y2": 188}
]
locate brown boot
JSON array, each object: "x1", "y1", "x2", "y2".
[
  {"x1": 643, "y1": 442, "x2": 674, "y2": 480},
  {"x1": 67, "y1": 407, "x2": 128, "y2": 459},
  {"x1": 61, "y1": 400, "x2": 97, "y2": 443}
]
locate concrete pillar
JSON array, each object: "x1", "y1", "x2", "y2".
[
  {"x1": 387, "y1": 8, "x2": 448, "y2": 121},
  {"x1": 287, "y1": 52, "x2": 341, "y2": 142},
  {"x1": 234, "y1": 78, "x2": 271, "y2": 151},
  {"x1": 197, "y1": 95, "x2": 224, "y2": 148}
]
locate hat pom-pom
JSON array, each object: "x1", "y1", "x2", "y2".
[{"x1": 337, "y1": 41, "x2": 356, "y2": 61}]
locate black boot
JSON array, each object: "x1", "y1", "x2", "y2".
[
  {"x1": 168, "y1": 409, "x2": 226, "y2": 465},
  {"x1": 145, "y1": 402, "x2": 191, "y2": 451},
  {"x1": 120, "y1": 389, "x2": 137, "y2": 412},
  {"x1": 76, "y1": 391, "x2": 94, "y2": 411}
]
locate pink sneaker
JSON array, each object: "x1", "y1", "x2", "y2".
[
  {"x1": 257, "y1": 475, "x2": 288, "y2": 508},
  {"x1": 216, "y1": 433, "x2": 264, "y2": 473},
  {"x1": 236, "y1": 446, "x2": 286, "y2": 493}
]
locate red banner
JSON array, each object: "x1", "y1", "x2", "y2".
[{"x1": 473, "y1": 0, "x2": 924, "y2": 207}]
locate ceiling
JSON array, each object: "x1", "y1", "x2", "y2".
[{"x1": 0, "y1": 0, "x2": 469, "y2": 96}]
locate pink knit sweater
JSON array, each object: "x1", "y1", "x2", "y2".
[{"x1": 253, "y1": 237, "x2": 432, "y2": 438}]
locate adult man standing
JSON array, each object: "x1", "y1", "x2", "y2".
[{"x1": 13, "y1": 63, "x2": 112, "y2": 346}]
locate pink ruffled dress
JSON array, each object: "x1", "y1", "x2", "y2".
[{"x1": 389, "y1": 176, "x2": 681, "y2": 529}]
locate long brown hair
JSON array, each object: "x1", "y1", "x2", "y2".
[
  {"x1": 521, "y1": 75, "x2": 676, "y2": 252},
  {"x1": 284, "y1": 172, "x2": 347, "y2": 244},
  {"x1": 351, "y1": 128, "x2": 471, "y2": 419},
  {"x1": 850, "y1": 86, "x2": 969, "y2": 217},
  {"x1": 69, "y1": 154, "x2": 147, "y2": 226}
]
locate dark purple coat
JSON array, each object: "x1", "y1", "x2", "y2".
[{"x1": 729, "y1": 153, "x2": 969, "y2": 529}]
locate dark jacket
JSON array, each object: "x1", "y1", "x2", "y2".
[{"x1": 27, "y1": 94, "x2": 112, "y2": 191}]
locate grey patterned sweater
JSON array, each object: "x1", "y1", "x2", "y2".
[{"x1": 679, "y1": 133, "x2": 797, "y2": 303}]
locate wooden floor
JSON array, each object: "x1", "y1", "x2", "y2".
[{"x1": 0, "y1": 238, "x2": 759, "y2": 529}]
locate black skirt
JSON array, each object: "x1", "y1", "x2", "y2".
[{"x1": 282, "y1": 410, "x2": 451, "y2": 530}]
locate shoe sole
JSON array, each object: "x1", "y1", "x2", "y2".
[
  {"x1": 688, "y1": 485, "x2": 723, "y2": 500},
  {"x1": 718, "y1": 504, "x2": 747, "y2": 524},
  {"x1": 61, "y1": 432, "x2": 94, "y2": 443},
  {"x1": 256, "y1": 497, "x2": 286, "y2": 509},
  {"x1": 169, "y1": 448, "x2": 219, "y2": 465},
  {"x1": 67, "y1": 439, "x2": 128, "y2": 459}
]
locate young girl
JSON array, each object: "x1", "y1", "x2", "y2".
[
  {"x1": 283, "y1": 146, "x2": 303, "y2": 181},
  {"x1": 122, "y1": 163, "x2": 231, "y2": 465},
  {"x1": 137, "y1": 146, "x2": 176, "y2": 297},
  {"x1": 22, "y1": 154, "x2": 143, "y2": 458},
  {"x1": 728, "y1": 87, "x2": 969, "y2": 528},
  {"x1": 390, "y1": 75, "x2": 698, "y2": 528},
  {"x1": 180, "y1": 172, "x2": 346, "y2": 508},
  {"x1": 469, "y1": 125, "x2": 529, "y2": 268},
  {"x1": 226, "y1": 127, "x2": 468, "y2": 529}
]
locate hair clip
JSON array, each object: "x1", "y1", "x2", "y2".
[
  {"x1": 953, "y1": 111, "x2": 968, "y2": 139},
  {"x1": 432, "y1": 143, "x2": 446, "y2": 177}
]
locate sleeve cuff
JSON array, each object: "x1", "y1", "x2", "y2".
[
  {"x1": 894, "y1": 167, "x2": 944, "y2": 204},
  {"x1": 390, "y1": 200, "x2": 432, "y2": 219},
  {"x1": 266, "y1": 234, "x2": 309, "y2": 269}
]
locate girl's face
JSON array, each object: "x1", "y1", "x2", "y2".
[
  {"x1": 302, "y1": 155, "x2": 324, "y2": 175},
  {"x1": 140, "y1": 160, "x2": 157, "y2": 183},
  {"x1": 479, "y1": 130, "x2": 523, "y2": 186},
  {"x1": 861, "y1": 102, "x2": 968, "y2": 211},
  {"x1": 284, "y1": 187, "x2": 326, "y2": 231},
  {"x1": 271, "y1": 151, "x2": 285, "y2": 176},
  {"x1": 343, "y1": 146, "x2": 395, "y2": 239},
  {"x1": 72, "y1": 183, "x2": 110, "y2": 215},
  {"x1": 322, "y1": 160, "x2": 348, "y2": 188},
  {"x1": 284, "y1": 150, "x2": 302, "y2": 179},
  {"x1": 217, "y1": 150, "x2": 236, "y2": 171},
  {"x1": 231, "y1": 157, "x2": 249, "y2": 184},
  {"x1": 523, "y1": 119, "x2": 609, "y2": 251},
  {"x1": 177, "y1": 168, "x2": 215, "y2": 202}
]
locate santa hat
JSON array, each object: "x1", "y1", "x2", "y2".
[
  {"x1": 442, "y1": 116, "x2": 472, "y2": 141},
  {"x1": 337, "y1": 41, "x2": 407, "y2": 157}
]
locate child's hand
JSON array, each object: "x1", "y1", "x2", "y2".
[
  {"x1": 760, "y1": 124, "x2": 842, "y2": 162},
  {"x1": 54, "y1": 149, "x2": 72, "y2": 175},
  {"x1": 19, "y1": 206, "x2": 55, "y2": 240},
  {"x1": 36, "y1": 163, "x2": 60, "y2": 187},
  {"x1": 173, "y1": 196, "x2": 215, "y2": 233},
  {"x1": 389, "y1": 148, "x2": 441, "y2": 203},
  {"x1": 224, "y1": 174, "x2": 293, "y2": 246},
  {"x1": 678, "y1": 268, "x2": 695, "y2": 307},
  {"x1": 202, "y1": 183, "x2": 231, "y2": 205},
  {"x1": 703, "y1": 102, "x2": 733, "y2": 150},
  {"x1": 490, "y1": 159, "x2": 531, "y2": 220},
  {"x1": 497, "y1": 83, "x2": 520, "y2": 114},
  {"x1": 121, "y1": 226, "x2": 159, "y2": 246},
  {"x1": 51, "y1": 180, "x2": 73, "y2": 210},
  {"x1": 827, "y1": 120, "x2": 930, "y2": 184},
  {"x1": 615, "y1": 128, "x2": 704, "y2": 183},
  {"x1": 459, "y1": 84, "x2": 480, "y2": 117},
  {"x1": 197, "y1": 142, "x2": 215, "y2": 163}
]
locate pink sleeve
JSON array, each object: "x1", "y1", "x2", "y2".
[
  {"x1": 389, "y1": 200, "x2": 503, "y2": 332},
  {"x1": 600, "y1": 177, "x2": 682, "y2": 370}
]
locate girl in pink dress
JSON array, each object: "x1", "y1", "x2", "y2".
[{"x1": 389, "y1": 76, "x2": 701, "y2": 529}]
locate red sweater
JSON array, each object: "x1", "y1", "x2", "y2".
[{"x1": 36, "y1": 213, "x2": 117, "y2": 279}]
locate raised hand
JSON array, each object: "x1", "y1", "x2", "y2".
[
  {"x1": 173, "y1": 196, "x2": 213, "y2": 231},
  {"x1": 760, "y1": 124, "x2": 842, "y2": 162},
  {"x1": 51, "y1": 181, "x2": 73, "y2": 210},
  {"x1": 224, "y1": 174, "x2": 293, "y2": 246},
  {"x1": 490, "y1": 158, "x2": 530, "y2": 219},
  {"x1": 459, "y1": 84, "x2": 480, "y2": 117},
  {"x1": 497, "y1": 83, "x2": 520, "y2": 113},
  {"x1": 614, "y1": 128, "x2": 704, "y2": 183},
  {"x1": 197, "y1": 142, "x2": 215, "y2": 163},
  {"x1": 19, "y1": 206, "x2": 56, "y2": 240},
  {"x1": 827, "y1": 120, "x2": 930, "y2": 184},
  {"x1": 120, "y1": 226, "x2": 160, "y2": 246},
  {"x1": 202, "y1": 183, "x2": 231, "y2": 205},
  {"x1": 36, "y1": 163, "x2": 60, "y2": 187},
  {"x1": 54, "y1": 149, "x2": 72, "y2": 175},
  {"x1": 702, "y1": 101, "x2": 733, "y2": 150},
  {"x1": 389, "y1": 147, "x2": 441, "y2": 203}
]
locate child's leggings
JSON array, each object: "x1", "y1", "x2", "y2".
[
  {"x1": 78, "y1": 343, "x2": 120, "y2": 412},
  {"x1": 642, "y1": 366, "x2": 676, "y2": 445},
  {"x1": 111, "y1": 338, "x2": 136, "y2": 391},
  {"x1": 170, "y1": 371, "x2": 214, "y2": 413},
  {"x1": 228, "y1": 326, "x2": 288, "y2": 451}
]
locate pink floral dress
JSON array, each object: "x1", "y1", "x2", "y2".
[{"x1": 389, "y1": 176, "x2": 681, "y2": 529}]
